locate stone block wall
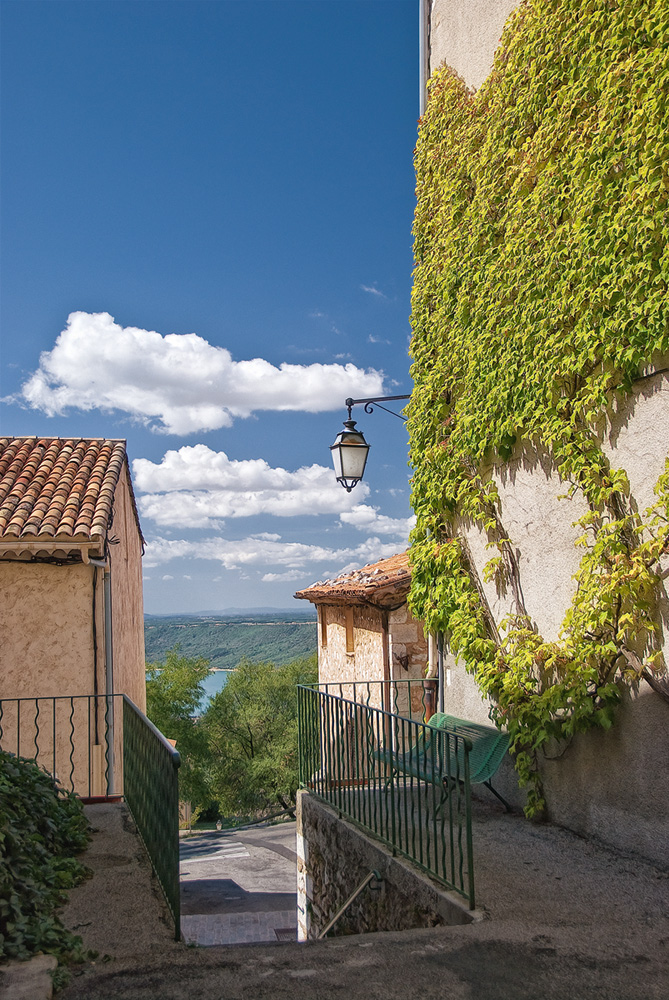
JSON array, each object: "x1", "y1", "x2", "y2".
[
  {"x1": 388, "y1": 604, "x2": 428, "y2": 682},
  {"x1": 296, "y1": 791, "x2": 476, "y2": 941}
]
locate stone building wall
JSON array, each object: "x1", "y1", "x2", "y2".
[
  {"x1": 315, "y1": 601, "x2": 428, "y2": 713},
  {"x1": 428, "y1": 0, "x2": 519, "y2": 89}
]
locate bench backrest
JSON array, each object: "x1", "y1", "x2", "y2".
[{"x1": 421, "y1": 713, "x2": 510, "y2": 784}]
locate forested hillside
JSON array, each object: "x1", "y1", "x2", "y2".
[{"x1": 144, "y1": 612, "x2": 317, "y2": 672}]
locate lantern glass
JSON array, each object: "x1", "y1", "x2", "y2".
[{"x1": 330, "y1": 419, "x2": 369, "y2": 491}]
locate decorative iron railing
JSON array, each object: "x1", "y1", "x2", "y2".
[
  {"x1": 297, "y1": 681, "x2": 475, "y2": 908},
  {"x1": 0, "y1": 693, "x2": 181, "y2": 939},
  {"x1": 0, "y1": 694, "x2": 122, "y2": 797}
]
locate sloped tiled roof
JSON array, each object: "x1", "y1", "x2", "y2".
[
  {"x1": 295, "y1": 551, "x2": 411, "y2": 609},
  {"x1": 0, "y1": 437, "x2": 142, "y2": 551}
]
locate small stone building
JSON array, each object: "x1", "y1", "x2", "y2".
[{"x1": 294, "y1": 552, "x2": 427, "y2": 698}]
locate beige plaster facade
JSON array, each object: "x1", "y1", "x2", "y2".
[
  {"x1": 0, "y1": 463, "x2": 145, "y2": 709},
  {"x1": 421, "y1": 5, "x2": 669, "y2": 865},
  {"x1": 425, "y1": 0, "x2": 519, "y2": 90}
]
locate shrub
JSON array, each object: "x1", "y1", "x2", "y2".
[{"x1": 0, "y1": 750, "x2": 91, "y2": 964}]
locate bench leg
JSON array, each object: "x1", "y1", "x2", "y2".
[{"x1": 484, "y1": 779, "x2": 512, "y2": 812}]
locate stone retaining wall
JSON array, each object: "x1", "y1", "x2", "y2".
[{"x1": 296, "y1": 790, "x2": 477, "y2": 941}]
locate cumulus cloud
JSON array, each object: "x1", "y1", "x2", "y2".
[
  {"x1": 338, "y1": 504, "x2": 415, "y2": 539},
  {"x1": 360, "y1": 284, "x2": 386, "y2": 298},
  {"x1": 133, "y1": 445, "x2": 369, "y2": 528},
  {"x1": 18, "y1": 312, "x2": 384, "y2": 434},
  {"x1": 143, "y1": 534, "x2": 401, "y2": 571}
]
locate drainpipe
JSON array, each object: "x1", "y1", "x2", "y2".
[
  {"x1": 381, "y1": 610, "x2": 391, "y2": 716},
  {"x1": 419, "y1": 0, "x2": 430, "y2": 117},
  {"x1": 90, "y1": 556, "x2": 115, "y2": 794},
  {"x1": 425, "y1": 633, "x2": 438, "y2": 722},
  {"x1": 437, "y1": 631, "x2": 445, "y2": 714}
]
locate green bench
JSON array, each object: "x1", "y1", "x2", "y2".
[{"x1": 374, "y1": 712, "x2": 512, "y2": 811}]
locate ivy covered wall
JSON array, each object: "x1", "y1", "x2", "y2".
[{"x1": 409, "y1": 0, "x2": 669, "y2": 821}]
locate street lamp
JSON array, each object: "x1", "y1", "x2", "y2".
[{"x1": 330, "y1": 395, "x2": 410, "y2": 492}]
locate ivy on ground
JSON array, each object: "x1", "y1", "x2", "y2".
[
  {"x1": 0, "y1": 751, "x2": 91, "y2": 969},
  {"x1": 409, "y1": 0, "x2": 669, "y2": 814}
]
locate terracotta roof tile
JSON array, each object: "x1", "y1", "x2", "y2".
[
  {"x1": 295, "y1": 551, "x2": 411, "y2": 609},
  {"x1": 0, "y1": 438, "x2": 143, "y2": 548}
]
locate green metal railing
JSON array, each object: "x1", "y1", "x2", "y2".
[
  {"x1": 0, "y1": 693, "x2": 182, "y2": 939},
  {"x1": 297, "y1": 681, "x2": 475, "y2": 908},
  {"x1": 122, "y1": 696, "x2": 181, "y2": 939}
]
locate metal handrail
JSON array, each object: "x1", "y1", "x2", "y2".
[
  {"x1": 297, "y1": 683, "x2": 475, "y2": 908},
  {"x1": 318, "y1": 869, "x2": 381, "y2": 938},
  {"x1": 122, "y1": 695, "x2": 181, "y2": 939}
]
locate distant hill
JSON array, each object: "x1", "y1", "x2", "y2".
[{"x1": 144, "y1": 611, "x2": 317, "y2": 672}]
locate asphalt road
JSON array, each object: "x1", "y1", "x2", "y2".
[{"x1": 179, "y1": 821, "x2": 298, "y2": 944}]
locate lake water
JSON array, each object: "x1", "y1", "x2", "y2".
[{"x1": 200, "y1": 668, "x2": 232, "y2": 708}]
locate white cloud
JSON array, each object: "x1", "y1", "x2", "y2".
[
  {"x1": 161, "y1": 574, "x2": 174, "y2": 581},
  {"x1": 338, "y1": 504, "x2": 415, "y2": 539},
  {"x1": 18, "y1": 312, "x2": 385, "y2": 434},
  {"x1": 261, "y1": 570, "x2": 306, "y2": 583},
  {"x1": 368, "y1": 334, "x2": 392, "y2": 345},
  {"x1": 133, "y1": 445, "x2": 369, "y2": 528},
  {"x1": 143, "y1": 534, "x2": 401, "y2": 571},
  {"x1": 360, "y1": 284, "x2": 386, "y2": 298}
]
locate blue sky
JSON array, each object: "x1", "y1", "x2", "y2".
[{"x1": 1, "y1": 0, "x2": 418, "y2": 613}]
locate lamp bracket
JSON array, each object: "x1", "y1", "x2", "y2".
[{"x1": 345, "y1": 395, "x2": 410, "y2": 422}]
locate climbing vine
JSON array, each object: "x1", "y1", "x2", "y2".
[{"x1": 408, "y1": 0, "x2": 669, "y2": 814}]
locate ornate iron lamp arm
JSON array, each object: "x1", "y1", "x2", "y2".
[{"x1": 345, "y1": 395, "x2": 411, "y2": 422}]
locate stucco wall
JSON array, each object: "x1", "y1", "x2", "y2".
[
  {"x1": 425, "y1": 7, "x2": 669, "y2": 862},
  {"x1": 110, "y1": 463, "x2": 146, "y2": 712},
  {"x1": 428, "y1": 0, "x2": 519, "y2": 89},
  {"x1": 440, "y1": 380, "x2": 669, "y2": 859},
  {"x1": 0, "y1": 560, "x2": 99, "y2": 700},
  {"x1": 0, "y1": 462, "x2": 145, "y2": 792}
]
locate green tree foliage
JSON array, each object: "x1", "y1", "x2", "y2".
[
  {"x1": 145, "y1": 648, "x2": 212, "y2": 809},
  {"x1": 409, "y1": 0, "x2": 669, "y2": 813},
  {"x1": 0, "y1": 751, "x2": 90, "y2": 965},
  {"x1": 202, "y1": 655, "x2": 317, "y2": 817}
]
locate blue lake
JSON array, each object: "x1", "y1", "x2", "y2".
[{"x1": 200, "y1": 669, "x2": 233, "y2": 707}]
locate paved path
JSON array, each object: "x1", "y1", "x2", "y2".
[
  {"x1": 179, "y1": 822, "x2": 298, "y2": 945},
  {"x1": 59, "y1": 802, "x2": 669, "y2": 1000}
]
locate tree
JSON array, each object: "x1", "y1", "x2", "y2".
[
  {"x1": 145, "y1": 648, "x2": 212, "y2": 809},
  {"x1": 202, "y1": 655, "x2": 317, "y2": 818}
]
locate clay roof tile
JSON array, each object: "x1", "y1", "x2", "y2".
[
  {"x1": 295, "y1": 551, "x2": 412, "y2": 609},
  {"x1": 0, "y1": 438, "x2": 143, "y2": 549}
]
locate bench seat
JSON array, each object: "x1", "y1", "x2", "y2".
[{"x1": 374, "y1": 712, "x2": 511, "y2": 810}]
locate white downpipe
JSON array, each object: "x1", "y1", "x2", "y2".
[{"x1": 419, "y1": 0, "x2": 429, "y2": 116}]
